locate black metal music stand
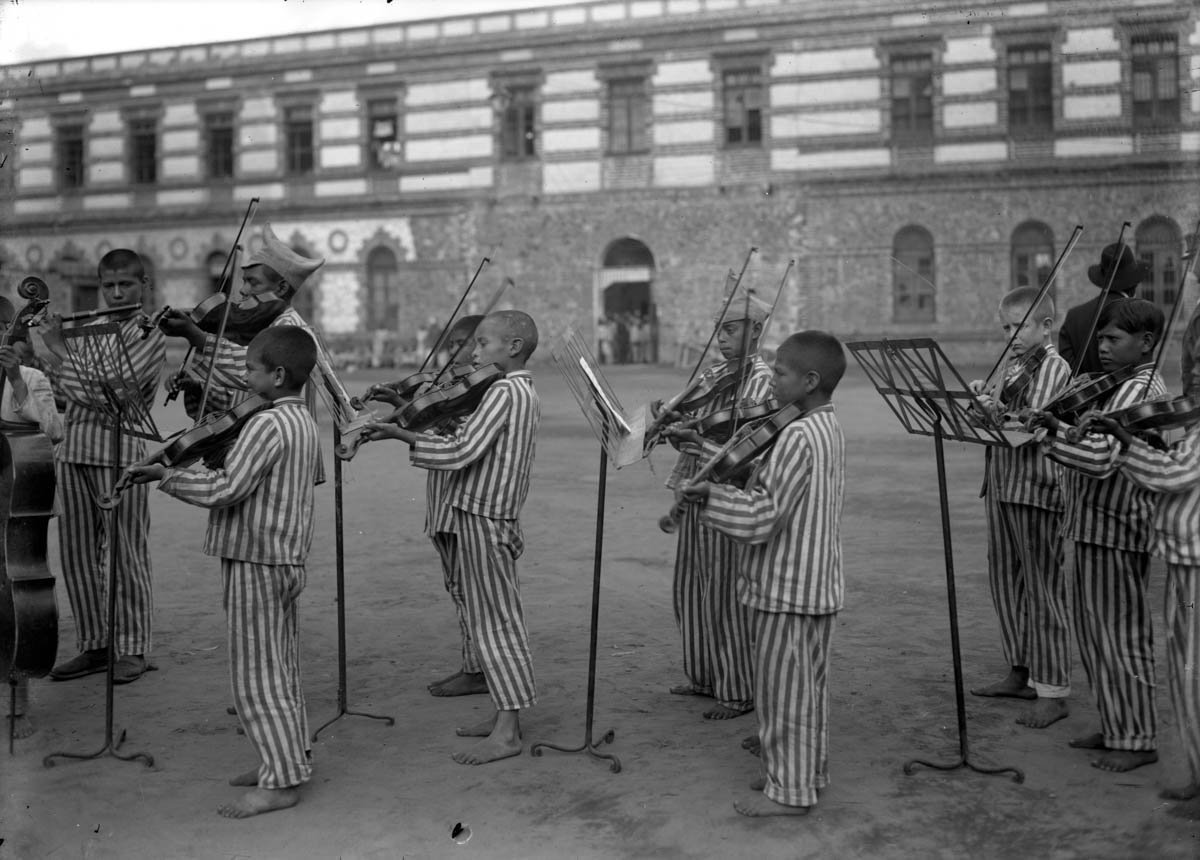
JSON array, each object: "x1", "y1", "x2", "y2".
[
  {"x1": 312, "y1": 426, "x2": 395, "y2": 739},
  {"x1": 530, "y1": 330, "x2": 644, "y2": 773},
  {"x1": 45, "y1": 322, "x2": 160, "y2": 769},
  {"x1": 846, "y1": 337, "x2": 1024, "y2": 784}
]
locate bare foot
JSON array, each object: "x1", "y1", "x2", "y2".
[
  {"x1": 431, "y1": 672, "x2": 489, "y2": 698},
  {"x1": 427, "y1": 670, "x2": 462, "y2": 690},
  {"x1": 7, "y1": 714, "x2": 35, "y2": 739},
  {"x1": 1160, "y1": 782, "x2": 1200, "y2": 801},
  {"x1": 456, "y1": 717, "x2": 496, "y2": 738},
  {"x1": 970, "y1": 668, "x2": 1035, "y2": 699},
  {"x1": 1068, "y1": 732, "x2": 1106, "y2": 750},
  {"x1": 670, "y1": 683, "x2": 713, "y2": 697},
  {"x1": 734, "y1": 795, "x2": 811, "y2": 817},
  {"x1": 217, "y1": 786, "x2": 299, "y2": 818},
  {"x1": 704, "y1": 704, "x2": 753, "y2": 720},
  {"x1": 1091, "y1": 749, "x2": 1158, "y2": 773},
  {"x1": 452, "y1": 736, "x2": 522, "y2": 765},
  {"x1": 749, "y1": 776, "x2": 766, "y2": 791},
  {"x1": 229, "y1": 768, "x2": 259, "y2": 787},
  {"x1": 1016, "y1": 698, "x2": 1068, "y2": 729}
]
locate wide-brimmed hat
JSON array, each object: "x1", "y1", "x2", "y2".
[
  {"x1": 1088, "y1": 242, "x2": 1151, "y2": 292},
  {"x1": 242, "y1": 223, "x2": 324, "y2": 290}
]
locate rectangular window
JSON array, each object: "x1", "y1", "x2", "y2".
[
  {"x1": 1008, "y1": 44, "x2": 1053, "y2": 135},
  {"x1": 129, "y1": 118, "x2": 157, "y2": 185},
  {"x1": 723, "y1": 68, "x2": 763, "y2": 146},
  {"x1": 891, "y1": 54, "x2": 934, "y2": 142},
  {"x1": 204, "y1": 111, "x2": 235, "y2": 179},
  {"x1": 499, "y1": 86, "x2": 537, "y2": 161},
  {"x1": 367, "y1": 98, "x2": 400, "y2": 170},
  {"x1": 284, "y1": 104, "x2": 315, "y2": 175},
  {"x1": 57, "y1": 123, "x2": 85, "y2": 190},
  {"x1": 608, "y1": 77, "x2": 648, "y2": 154},
  {"x1": 1132, "y1": 35, "x2": 1179, "y2": 125}
]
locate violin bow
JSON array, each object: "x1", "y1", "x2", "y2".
[
  {"x1": 184, "y1": 196, "x2": 259, "y2": 415},
  {"x1": 980, "y1": 224, "x2": 1084, "y2": 399},
  {"x1": 1070, "y1": 221, "x2": 1131, "y2": 378},
  {"x1": 420, "y1": 257, "x2": 491, "y2": 376},
  {"x1": 683, "y1": 248, "x2": 758, "y2": 391},
  {"x1": 1135, "y1": 217, "x2": 1200, "y2": 399}
]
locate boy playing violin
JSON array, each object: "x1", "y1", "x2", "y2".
[
  {"x1": 42, "y1": 249, "x2": 166, "y2": 685},
  {"x1": 1083, "y1": 399, "x2": 1200, "y2": 800},
  {"x1": 125, "y1": 326, "x2": 321, "y2": 818},
  {"x1": 967, "y1": 287, "x2": 1073, "y2": 729},
  {"x1": 680, "y1": 330, "x2": 846, "y2": 817},
  {"x1": 362, "y1": 310, "x2": 539, "y2": 764},
  {"x1": 1029, "y1": 298, "x2": 1166, "y2": 772},
  {"x1": 658, "y1": 288, "x2": 774, "y2": 721}
]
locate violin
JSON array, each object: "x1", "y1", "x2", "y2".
[
  {"x1": 1043, "y1": 364, "x2": 1137, "y2": 423},
  {"x1": 101, "y1": 394, "x2": 273, "y2": 508},
  {"x1": 146, "y1": 292, "x2": 289, "y2": 348},
  {"x1": 0, "y1": 276, "x2": 58, "y2": 684},
  {"x1": 1071, "y1": 395, "x2": 1200, "y2": 451},
  {"x1": 659, "y1": 402, "x2": 805, "y2": 533},
  {"x1": 665, "y1": 397, "x2": 779, "y2": 445}
]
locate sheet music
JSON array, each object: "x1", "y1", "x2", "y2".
[{"x1": 551, "y1": 328, "x2": 645, "y2": 468}]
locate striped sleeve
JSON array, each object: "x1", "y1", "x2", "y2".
[
  {"x1": 1120, "y1": 432, "x2": 1200, "y2": 494},
  {"x1": 1044, "y1": 369, "x2": 1165, "y2": 478},
  {"x1": 703, "y1": 425, "x2": 811, "y2": 544},
  {"x1": 158, "y1": 414, "x2": 282, "y2": 509},
  {"x1": 1024, "y1": 351, "x2": 1071, "y2": 410},
  {"x1": 410, "y1": 382, "x2": 510, "y2": 472}
]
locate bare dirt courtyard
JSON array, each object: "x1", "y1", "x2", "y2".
[{"x1": 2, "y1": 361, "x2": 1199, "y2": 860}]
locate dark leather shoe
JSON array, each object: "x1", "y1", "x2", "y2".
[
  {"x1": 112, "y1": 654, "x2": 147, "y2": 685},
  {"x1": 50, "y1": 649, "x2": 109, "y2": 681}
]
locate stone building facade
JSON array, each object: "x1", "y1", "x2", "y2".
[{"x1": 0, "y1": 0, "x2": 1197, "y2": 365}]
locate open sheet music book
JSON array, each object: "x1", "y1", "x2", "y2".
[{"x1": 551, "y1": 328, "x2": 646, "y2": 467}]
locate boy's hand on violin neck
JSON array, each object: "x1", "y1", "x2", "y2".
[
  {"x1": 679, "y1": 481, "x2": 711, "y2": 504},
  {"x1": 158, "y1": 310, "x2": 206, "y2": 346}
]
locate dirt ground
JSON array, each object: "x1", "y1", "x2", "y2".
[{"x1": 3, "y1": 360, "x2": 1200, "y2": 860}]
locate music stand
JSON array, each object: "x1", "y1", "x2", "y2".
[
  {"x1": 846, "y1": 337, "x2": 1024, "y2": 783},
  {"x1": 45, "y1": 322, "x2": 160, "y2": 769},
  {"x1": 530, "y1": 329, "x2": 645, "y2": 773}
]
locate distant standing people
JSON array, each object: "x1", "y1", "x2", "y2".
[
  {"x1": 614, "y1": 314, "x2": 630, "y2": 365},
  {"x1": 597, "y1": 316, "x2": 615, "y2": 365}
]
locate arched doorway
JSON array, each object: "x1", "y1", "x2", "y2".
[{"x1": 597, "y1": 237, "x2": 656, "y2": 364}]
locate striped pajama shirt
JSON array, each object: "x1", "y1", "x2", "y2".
[
  {"x1": 158, "y1": 396, "x2": 320, "y2": 789},
  {"x1": 410, "y1": 371, "x2": 539, "y2": 712},
  {"x1": 702, "y1": 405, "x2": 845, "y2": 808},
  {"x1": 1044, "y1": 366, "x2": 1164, "y2": 751},
  {"x1": 982, "y1": 347, "x2": 1071, "y2": 695},
  {"x1": 56, "y1": 317, "x2": 165, "y2": 656},
  {"x1": 667, "y1": 355, "x2": 773, "y2": 710},
  {"x1": 1118, "y1": 431, "x2": 1200, "y2": 783}
]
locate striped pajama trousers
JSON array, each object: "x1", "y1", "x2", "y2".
[
  {"x1": 1165, "y1": 564, "x2": 1200, "y2": 785},
  {"x1": 453, "y1": 510, "x2": 536, "y2": 711},
  {"x1": 57, "y1": 462, "x2": 154, "y2": 655},
  {"x1": 1072, "y1": 542, "x2": 1157, "y2": 751},
  {"x1": 984, "y1": 495, "x2": 1071, "y2": 694},
  {"x1": 430, "y1": 532, "x2": 482, "y2": 675},
  {"x1": 672, "y1": 505, "x2": 754, "y2": 710},
  {"x1": 223, "y1": 559, "x2": 311, "y2": 789},
  {"x1": 753, "y1": 610, "x2": 834, "y2": 808}
]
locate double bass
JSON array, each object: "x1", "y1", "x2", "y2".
[{"x1": 0, "y1": 276, "x2": 58, "y2": 684}]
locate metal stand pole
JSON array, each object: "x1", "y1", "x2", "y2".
[
  {"x1": 531, "y1": 448, "x2": 620, "y2": 772},
  {"x1": 46, "y1": 411, "x2": 153, "y2": 768},
  {"x1": 314, "y1": 426, "x2": 394, "y2": 740},
  {"x1": 903, "y1": 418, "x2": 1023, "y2": 783}
]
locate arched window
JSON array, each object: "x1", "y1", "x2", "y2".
[
  {"x1": 1135, "y1": 216, "x2": 1182, "y2": 310},
  {"x1": 366, "y1": 246, "x2": 400, "y2": 331},
  {"x1": 1011, "y1": 221, "x2": 1055, "y2": 292},
  {"x1": 892, "y1": 226, "x2": 936, "y2": 323}
]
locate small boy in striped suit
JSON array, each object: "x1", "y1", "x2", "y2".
[
  {"x1": 681, "y1": 331, "x2": 846, "y2": 817},
  {"x1": 364, "y1": 310, "x2": 540, "y2": 765},
  {"x1": 967, "y1": 287, "x2": 1073, "y2": 729},
  {"x1": 1031, "y1": 298, "x2": 1165, "y2": 773},
  {"x1": 127, "y1": 326, "x2": 321, "y2": 818},
  {"x1": 1085, "y1": 403, "x2": 1200, "y2": 800}
]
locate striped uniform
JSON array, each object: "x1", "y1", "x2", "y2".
[
  {"x1": 158, "y1": 396, "x2": 320, "y2": 789},
  {"x1": 410, "y1": 371, "x2": 539, "y2": 711},
  {"x1": 668, "y1": 355, "x2": 773, "y2": 710},
  {"x1": 983, "y1": 346, "x2": 1072, "y2": 696},
  {"x1": 1043, "y1": 366, "x2": 1164, "y2": 752},
  {"x1": 56, "y1": 317, "x2": 165, "y2": 656},
  {"x1": 702, "y1": 405, "x2": 845, "y2": 808},
  {"x1": 425, "y1": 416, "x2": 481, "y2": 676},
  {"x1": 1118, "y1": 431, "x2": 1200, "y2": 785}
]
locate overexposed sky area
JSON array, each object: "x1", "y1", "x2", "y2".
[{"x1": 0, "y1": 0, "x2": 579, "y2": 66}]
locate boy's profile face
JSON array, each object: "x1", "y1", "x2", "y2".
[
  {"x1": 472, "y1": 318, "x2": 516, "y2": 369},
  {"x1": 446, "y1": 327, "x2": 474, "y2": 366},
  {"x1": 99, "y1": 265, "x2": 148, "y2": 309},
  {"x1": 244, "y1": 348, "x2": 281, "y2": 400},
  {"x1": 1096, "y1": 323, "x2": 1152, "y2": 372},
  {"x1": 771, "y1": 348, "x2": 815, "y2": 406},
  {"x1": 717, "y1": 319, "x2": 756, "y2": 359},
  {"x1": 1000, "y1": 305, "x2": 1047, "y2": 357}
]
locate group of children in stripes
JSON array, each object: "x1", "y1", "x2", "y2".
[{"x1": 968, "y1": 241, "x2": 1200, "y2": 803}]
